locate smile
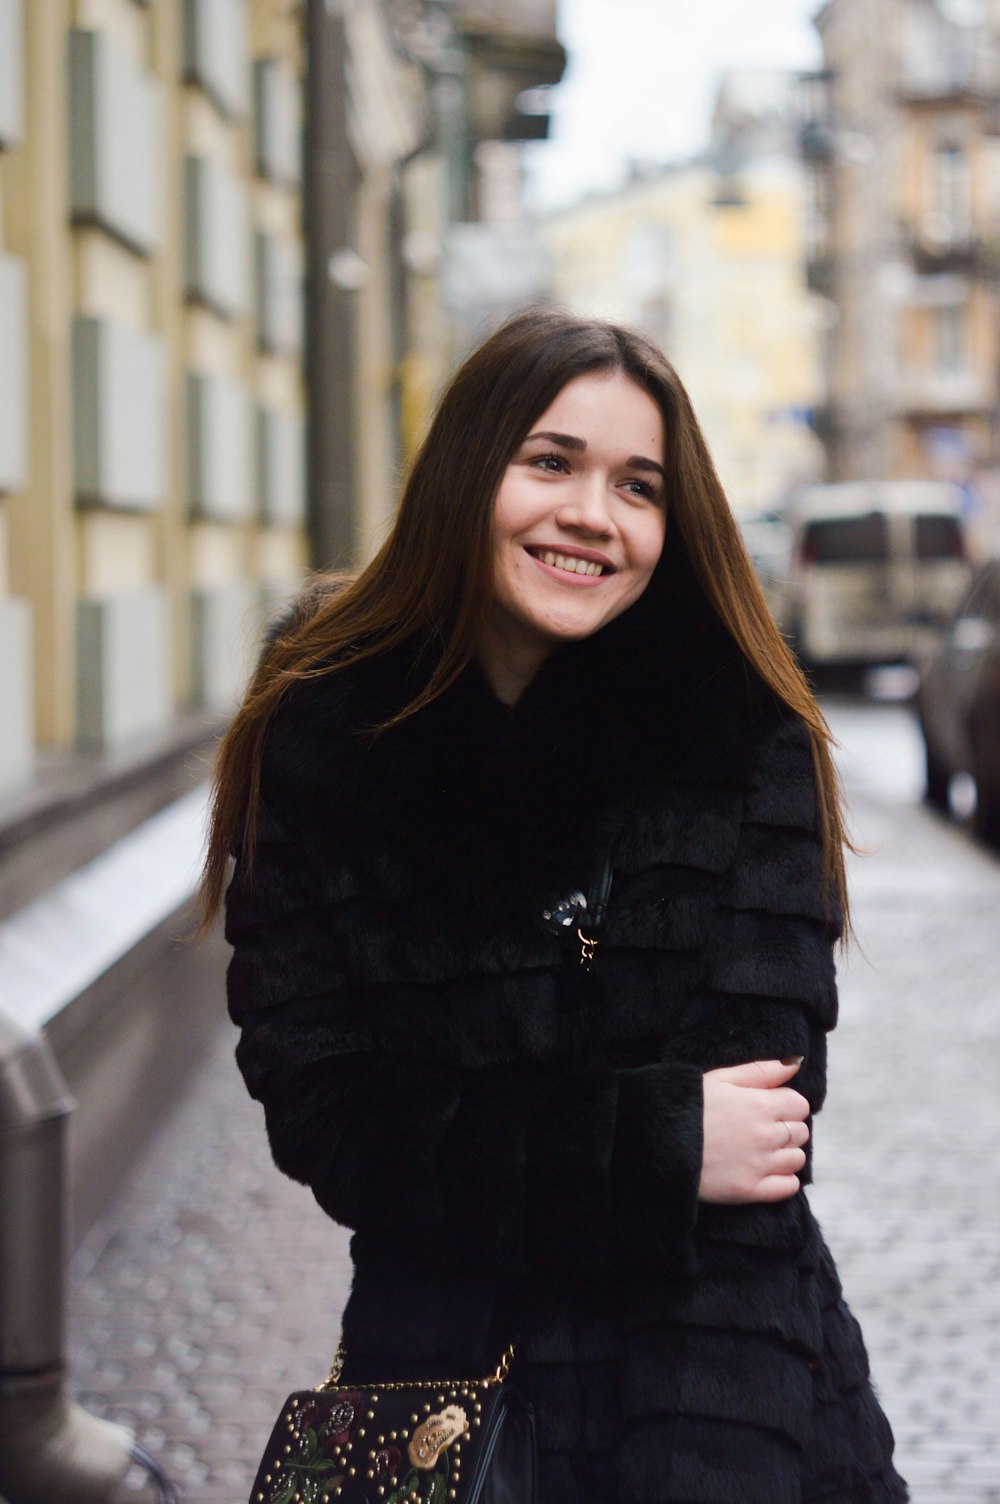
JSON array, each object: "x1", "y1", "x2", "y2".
[{"x1": 525, "y1": 547, "x2": 614, "y2": 581}]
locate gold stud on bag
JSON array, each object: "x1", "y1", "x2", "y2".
[{"x1": 247, "y1": 1341, "x2": 535, "y2": 1504}]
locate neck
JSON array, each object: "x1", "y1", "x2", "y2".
[{"x1": 477, "y1": 621, "x2": 554, "y2": 706}]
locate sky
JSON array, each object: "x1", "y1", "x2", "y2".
[{"x1": 523, "y1": 0, "x2": 825, "y2": 211}]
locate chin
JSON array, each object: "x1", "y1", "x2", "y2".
[{"x1": 538, "y1": 613, "x2": 614, "y2": 644}]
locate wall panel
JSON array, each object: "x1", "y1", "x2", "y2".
[
  {"x1": 184, "y1": 153, "x2": 250, "y2": 319},
  {"x1": 189, "y1": 581, "x2": 259, "y2": 711},
  {"x1": 257, "y1": 404, "x2": 305, "y2": 525},
  {"x1": 76, "y1": 588, "x2": 172, "y2": 750},
  {"x1": 255, "y1": 229, "x2": 303, "y2": 354},
  {"x1": 0, "y1": 255, "x2": 28, "y2": 494},
  {"x1": 73, "y1": 315, "x2": 166, "y2": 511},
  {"x1": 0, "y1": 597, "x2": 34, "y2": 791},
  {"x1": 254, "y1": 55, "x2": 301, "y2": 186},
  {"x1": 186, "y1": 372, "x2": 253, "y2": 521},
  {"x1": 183, "y1": 0, "x2": 250, "y2": 120},
  {"x1": 68, "y1": 27, "x2": 163, "y2": 256},
  {"x1": 0, "y1": 0, "x2": 25, "y2": 148}
]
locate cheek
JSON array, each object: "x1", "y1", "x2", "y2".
[
  {"x1": 492, "y1": 472, "x2": 534, "y2": 544},
  {"x1": 492, "y1": 526, "x2": 530, "y2": 602},
  {"x1": 633, "y1": 515, "x2": 666, "y2": 581}
]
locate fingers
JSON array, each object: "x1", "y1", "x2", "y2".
[
  {"x1": 771, "y1": 1146, "x2": 807, "y2": 1176},
  {"x1": 755, "y1": 1173, "x2": 802, "y2": 1203},
  {"x1": 772, "y1": 1117, "x2": 810, "y2": 1151},
  {"x1": 707, "y1": 1057, "x2": 803, "y2": 1089},
  {"x1": 768, "y1": 1087, "x2": 811, "y2": 1123},
  {"x1": 699, "y1": 1062, "x2": 811, "y2": 1207}
]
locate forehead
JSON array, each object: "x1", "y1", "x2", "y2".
[{"x1": 530, "y1": 371, "x2": 664, "y2": 455}]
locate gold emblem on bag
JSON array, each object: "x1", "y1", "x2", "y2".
[{"x1": 408, "y1": 1405, "x2": 468, "y2": 1469}]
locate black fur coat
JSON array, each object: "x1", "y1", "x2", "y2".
[{"x1": 225, "y1": 591, "x2": 908, "y2": 1504}]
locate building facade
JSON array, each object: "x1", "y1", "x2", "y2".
[
  {"x1": 803, "y1": 0, "x2": 1000, "y2": 530},
  {"x1": 0, "y1": 0, "x2": 311, "y2": 786}
]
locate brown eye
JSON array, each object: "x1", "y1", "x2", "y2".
[{"x1": 532, "y1": 453, "x2": 568, "y2": 473}]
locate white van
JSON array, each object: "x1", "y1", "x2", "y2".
[{"x1": 779, "y1": 481, "x2": 972, "y2": 666}]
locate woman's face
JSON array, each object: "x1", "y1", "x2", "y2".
[{"x1": 487, "y1": 370, "x2": 667, "y2": 676}]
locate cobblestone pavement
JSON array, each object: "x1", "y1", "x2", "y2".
[
  {"x1": 809, "y1": 697, "x2": 1000, "y2": 1503},
  {"x1": 64, "y1": 695, "x2": 1000, "y2": 1503}
]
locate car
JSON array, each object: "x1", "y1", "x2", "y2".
[
  {"x1": 915, "y1": 560, "x2": 1000, "y2": 848},
  {"x1": 780, "y1": 481, "x2": 972, "y2": 667}
]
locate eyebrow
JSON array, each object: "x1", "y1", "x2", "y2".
[{"x1": 523, "y1": 430, "x2": 665, "y2": 480}]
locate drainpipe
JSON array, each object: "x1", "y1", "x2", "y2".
[
  {"x1": 0, "y1": 1006, "x2": 176, "y2": 1503},
  {"x1": 304, "y1": 0, "x2": 360, "y2": 571}
]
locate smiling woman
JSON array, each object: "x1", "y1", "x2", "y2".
[
  {"x1": 202, "y1": 309, "x2": 908, "y2": 1504},
  {"x1": 484, "y1": 370, "x2": 668, "y2": 703}
]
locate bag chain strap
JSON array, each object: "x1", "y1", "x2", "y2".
[{"x1": 320, "y1": 1339, "x2": 515, "y2": 1394}]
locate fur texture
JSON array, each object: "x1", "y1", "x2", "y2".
[{"x1": 226, "y1": 599, "x2": 907, "y2": 1504}]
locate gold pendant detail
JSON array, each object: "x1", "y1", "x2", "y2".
[{"x1": 577, "y1": 928, "x2": 599, "y2": 970}]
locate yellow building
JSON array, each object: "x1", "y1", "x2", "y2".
[
  {"x1": 541, "y1": 77, "x2": 824, "y2": 515},
  {"x1": 0, "y1": 0, "x2": 312, "y2": 788}
]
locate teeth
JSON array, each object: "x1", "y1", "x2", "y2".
[{"x1": 533, "y1": 549, "x2": 604, "y2": 576}]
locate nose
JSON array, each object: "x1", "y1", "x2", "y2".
[{"x1": 556, "y1": 472, "x2": 614, "y2": 536}]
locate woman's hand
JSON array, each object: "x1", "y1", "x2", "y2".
[{"x1": 699, "y1": 1058, "x2": 811, "y2": 1204}]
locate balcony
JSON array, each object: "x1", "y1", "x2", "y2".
[
  {"x1": 464, "y1": 31, "x2": 566, "y2": 141},
  {"x1": 900, "y1": 217, "x2": 1000, "y2": 277},
  {"x1": 800, "y1": 118, "x2": 834, "y2": 163},
  {"x1": 805, "y1": 252, "x2": 835, "y2": 296},
  {"x1": 896, "y1": 48, "x2": 999, "y2": 107},
  {"x1": 796, "y1": 69, "x2": 835, "y2": 162},
  {"x1": 893, "y1": 366, "x2": 993, "y2": 417}
]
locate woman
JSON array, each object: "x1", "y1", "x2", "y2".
[{"x1": 203, "y1": 310, "x2": 908, "y2": 1503}]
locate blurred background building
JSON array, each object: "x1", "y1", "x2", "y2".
[
  {"x1": 801, "y1": 0, "x2": 1000, "y2": 536},
  {"x1": 542, "y1": 69, "x2": 826, "y2": 514}
]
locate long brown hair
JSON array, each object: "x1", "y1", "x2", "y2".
[{"x1": 199, "y1": 308, "x2": 852, "y2": 935}]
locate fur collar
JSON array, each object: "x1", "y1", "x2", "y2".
[{"x1": 259, "y1": 582, "x2": 786, "y2": 918}]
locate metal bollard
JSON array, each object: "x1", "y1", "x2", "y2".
[{"x1": 0, "y1": 1004, "x2": 139, "y2": 1503}]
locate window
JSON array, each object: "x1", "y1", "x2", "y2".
[
  {"x1": 915, "y1": 513, "x2": 964, "y2": 560},
  {"x1": 932, "y1": 143, "x2": 971, "y2": 236},
  {"x1": 802, "y1": 514, "x2": 889, "y2": 564},
  {"x1": 935, "y1": 304, "x2": 966, "y2": 374}
]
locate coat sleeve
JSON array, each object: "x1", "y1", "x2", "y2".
[
  {"x1": 671, "y1": 713, "x2": 842, "y2": 1183},
  {"x1": 226, "y1": 796, "x2": 706, "y2": 1282}
]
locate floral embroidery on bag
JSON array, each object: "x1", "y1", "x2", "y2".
[
  {"x1": 255, "y1": 1390, "x2": 474, "y2": 1504},
  {"x1": 257, "y1": 1410, "x2": 343, "y2": 1503}
]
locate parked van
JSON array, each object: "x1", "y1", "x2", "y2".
[{"x1": 779, "y1": 481, "x2": 972, "y2": 666}]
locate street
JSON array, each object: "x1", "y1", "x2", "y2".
[{"x1": 66, "y1": 693, "x2": 1000, "y2": 1504}]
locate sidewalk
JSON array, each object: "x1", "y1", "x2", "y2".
[{"x1": 68, "y1": 1022, "x2": 353, "y2": 1503}]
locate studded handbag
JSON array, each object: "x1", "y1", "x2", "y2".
[{"x1": 247, "y1": 1340, "x2": 535, "y2": 1504}]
